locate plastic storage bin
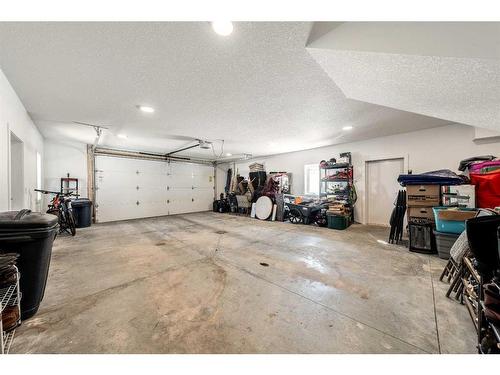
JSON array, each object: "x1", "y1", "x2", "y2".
[
  {"x1": 71, "y1": 199, "x2": 92, "y2": 228},
  {"x1": 0, "y1": 209, "x2": 58, "y2": 319},
  {"x1": 432, "y1": 207, "x2": 477, "y2": 234},
  {"x1": 433, "y1": 230, "x2": 460, "y2": 259},
  {"x1": 327, "y1": 214, "x2": 349, "y2": 230},
  {"x1": 466, "y1": 215, "x2": 500, "y2": 278}
]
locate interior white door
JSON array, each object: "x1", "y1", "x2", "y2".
[
  {"x1": 366, "y1": 158, "x2": 404, "y2": 226},
  {"x1": 9, "y1": 132, "x2": 24, "y2": 210},
  {"x1": 95, "y1": 156, "x2": 214, "y2": 222}
]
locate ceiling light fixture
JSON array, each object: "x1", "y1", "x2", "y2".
[
  {"x1": 225, "y1": 153, "x2": 232, "y2": 157},
  {"x1": 342, "y1": 126, "x2": 353, "y2": 131},
  {"x1": 137, "y1": 105, "x2": 155, "y2": 113},
  {"x1": 117, "y1": 134, "x2": 128, "y2": 139},
  {"x1": 211, "y1": 21, "x2": 233, "y2": 36}
]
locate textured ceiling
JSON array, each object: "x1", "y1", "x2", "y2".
[
  {"x1": 0, "y1": 22, "x2": 453, "y2": 159},
  {"x1": 307, "y1": 22, "x2": 500, "y2": 133}
]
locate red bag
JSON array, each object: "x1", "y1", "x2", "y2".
[{"x1": 470, "y1": 170, "x2": 500, "y2": 208}]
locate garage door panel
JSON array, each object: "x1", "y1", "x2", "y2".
[
  {"x1": 138, "y1": 177, "x2": 167, "y2": 189},
  {"x1": 192, "y1": 165, "x2": 214, "y2": 187},
  {"x1": 191, "y1": 163, "x2": 212, "y2": 175},
  {"x1": 167, "y1": 188, "x2": 193, "y2": 214},
  {"x1": 95, "y1": 156, "x2": 213, "y2": 222},
  {"x1": 137, "y1": 186, "x2": 168, "y2": 198},
  {"x1": 97, "y1": 201, "x2": 142, "y2": 222},
  {"x1": 138, "y1": 169, "x2": 168, "y2": 185},
  {"x1": 97, "y1": 187, "x2": 138, "y2": 204},
  {"x1": 192, "y1": 189, "x2": 213, "y2": 211},
  {"x1": 134, "y1": 160, "x2": 165, "y2": 173},
  {"x1": 96, "y1": 172, "x2": 140, "y2": 190},
  {"x1": 166, "y1": 200, "x2": 184, "y2": 215},
  {"x1": 168, "y1": 173, "x2": 193, "y2": 189},
  {"x1": 168, "y1": 188, "x2": 192, "y2": 201},
  {"x1": 136, "y1": 201, "x2": 168, "y2": 218},
  {"x1": 167, "y1": 193, "x2": 190, "y2": 215},
  {"x1": 193, "y1": 173, "x2": 213, "y2": 188}
]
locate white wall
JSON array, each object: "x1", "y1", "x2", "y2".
[
  {"x1": 44, "y1": 139, "x2": 88, "y2": 203},
  {"x1": 215, "y1": 164, "x2": 229, "y2": 199},
  {"x1": 0, "y1": 68, "x2": 45, "y2": 212},
  {"x1": 220, "y1": 124, "x2": 500, "y2": 224}
]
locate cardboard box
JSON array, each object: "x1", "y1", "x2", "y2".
[
  {"x1": 437, "y1": 209, "x2": 477, "y2": 222},
  {"x1": 408, "y1": 207, "x2": 435, "y2": 221},
  {"x1": 407, "y1": 184, "x2": 440, "y2": 207},
  {"x1": 407, "y1": 184, "x2": 440, "y2": 196}
]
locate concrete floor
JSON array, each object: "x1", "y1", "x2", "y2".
[{"x1": 12, "y1": 212, "x2": 476, "y2": 353}]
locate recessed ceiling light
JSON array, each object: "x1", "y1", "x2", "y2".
[
  {"x1": 211, "y1": 21, "x2": 233, "y2": 36},
  {"x1": 117, "y1": 134, "x2": 128, "y2": 139},
  {"x1": 225, "y1": 153, "x2": 232, "y2": 157},
  {"x1": 342, "y1": 126, "x2": 353, "y2": 131},
  {"x1": 137, "y1": 105, "x2": 155, "y2": 113}
]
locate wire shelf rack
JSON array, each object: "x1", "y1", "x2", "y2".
[
  {"x1": 0, "y1": 285, "x2": 16, "y2": 312},
  {"x1": 1, "y1": 267, "x2": 20, "y2": 354},
  {"x1": 2, "y1": 330, "x2": 15, "y2": 354}
]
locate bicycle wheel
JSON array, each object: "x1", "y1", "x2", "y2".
[{"x1": 67, "y1": 211, "x2": 76, "y2": 236}]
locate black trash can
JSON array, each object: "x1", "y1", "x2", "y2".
[
  {"x1": 71, "y1": 199, "x2": 92, "y2": 228},
  {"x1": 0, "y1": 209, "x2": 58, "y2": 319}
]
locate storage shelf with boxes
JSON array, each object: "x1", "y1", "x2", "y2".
[
  {"x1": 406, "y1": 186, "x2": 480, "y2": 257},
  {"x1": 320, "y1": 152, "x2": 356, "y2": 230},
  {"x1": 396, "y1": 164, "x2": 499, "y2": 260},
  {"x1": 397, "y1": 169, "x2": 477, "y2": 256},
  {"x1": 442, "y1": 185, "x2": 476, "y2": 208},
  {"x1": 406, "y1": 184, "x2": 441, "y2": 254}
]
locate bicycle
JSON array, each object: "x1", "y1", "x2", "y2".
[{"x1": 35, "y1": 189, "x2": 77, "y2": 236}]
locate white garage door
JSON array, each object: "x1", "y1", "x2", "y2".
[{"x1": 95, "y1": 156, "x2": 214, "y2": 223}]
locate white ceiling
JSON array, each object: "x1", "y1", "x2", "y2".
[
  {"x1": 0, "y1": 22, "x2": 457, "y2": 159},
  {"x1": 307, "y1": 22, "x2": 500, "y2": 133}
]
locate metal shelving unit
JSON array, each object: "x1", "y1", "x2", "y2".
[
  {"x1": 319, "y1": 159, "x2": 355, "y2": 223},
  {"x1": 1, "y1": 266, "x2": 21, "y2": 354},
  {"x1": 61, "y1": 175, "x2": 79, "y2": 197}
]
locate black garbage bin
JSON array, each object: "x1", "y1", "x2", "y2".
[
  {"x1": 0, "y1": 209, "x2": 58, "y2": 319},
  {"x1": 71, "y1": 199, "x2": 92, "y2": 228}
]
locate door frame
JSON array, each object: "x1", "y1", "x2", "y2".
[
  {"x1": 8, "y1": 127, "x2": 25, "y2": 211},
  {"x1": 364, "y1": 156, "x2": 406, "y2": 226}
]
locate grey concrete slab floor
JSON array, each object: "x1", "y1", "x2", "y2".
[{"x1": 11, "y1": 212, "x2": 476, "y2": 353}]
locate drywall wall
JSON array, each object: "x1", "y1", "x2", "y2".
[
  {"x1": 44, "y1": 139, "x2": 88, "y2": 203},
  {"x1": 220, "y1": 123, "x2": 500, "y2": 224},
  {"x1": 474, "y1": 127, "x2": 500, "y2": 143},
  {"x1": 215, "y1": 163, "x2": 228, "y2": 200},
  {"x1": 0, "y1": 68, "x2": 44, "y2": 212}
]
